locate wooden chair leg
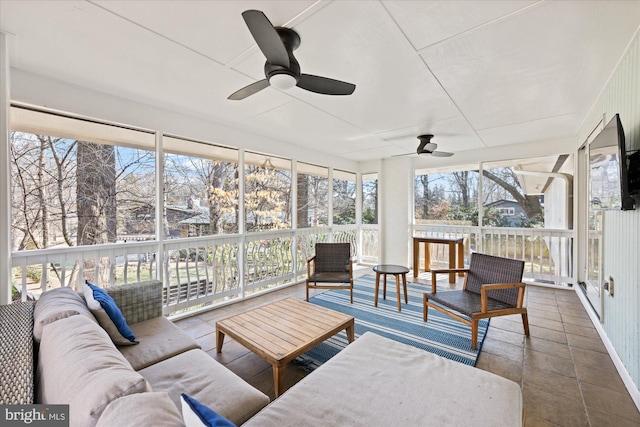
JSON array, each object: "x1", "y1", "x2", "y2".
[
  {"x1": 521, "y1": 311, "x2": 530, "y2": 336},
  {"x1": 471, "y1": 319, "x2": 478, "y2": 350},
  {"x1": 350, "y1": 280, "x2": 354, "y2": 304},
  {"x1": 306, "y1": 281, "x2": 309, "y2": 301},
  {"x1": 423, "y1": 295, "x2": 429, "y2": 322}
]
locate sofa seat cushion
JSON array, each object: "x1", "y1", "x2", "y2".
[
  {"x1": 120, "y1": 316, "x2": 200, "y2": 370},
  {"x1": 243, "y1": 332, "x2": 522, "y2": 427},
  {"x1": 33, "y1": 286, "x2": 97, "y2": 342},
  {"x1": 37, "y1": 315, "x2": 151, "y2": 427},
  {"x1": 139, "y1": 349, "x2": 269, "y2": 426},
  {"x1": 97, "y1": 392, "x2": 185, "y2": 427}
]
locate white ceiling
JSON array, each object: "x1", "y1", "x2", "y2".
[{"x1": 1, "y1": 0, "x2": 639, "y2": 162}]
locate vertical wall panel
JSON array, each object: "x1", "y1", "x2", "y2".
[{"x1": 580, "y1": 33, "x2": 640, "y2": 392}]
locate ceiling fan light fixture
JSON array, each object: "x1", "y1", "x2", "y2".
[{"x1": 269, "y1": 73, "x2": 297, "y2": 90}]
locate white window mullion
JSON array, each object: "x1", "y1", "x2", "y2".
[{"x1": 155, "y1": 132, "x2": 164, "y2": 283}]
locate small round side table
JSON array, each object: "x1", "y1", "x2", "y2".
[{"x1": 373, "y1": 264, "x2": 410, "y2": 311}]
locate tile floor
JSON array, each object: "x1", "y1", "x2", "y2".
[{"x1": 174, "y1": 269, "x2": 640, "y2": 426}]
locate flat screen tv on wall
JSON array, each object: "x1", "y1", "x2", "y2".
[{"x1": 589, "y1": 114, "x2": 635, "y2": 211}]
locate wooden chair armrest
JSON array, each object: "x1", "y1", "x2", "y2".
[
  {"x1": 429, "y1": 268, "x2": 469, "y2": 293},
  {"x1": 481, "y1": 282, "x2": 526, "y2": 291},
  {"x1": 480, "y1": 282, "x2": 526, "y2": 312},
  {"x1": 431, "y1": 268, "x2": 469, "y2": 274},
  {"x1": 307, "y1": 256, "x2": 316, "y2": 276}
]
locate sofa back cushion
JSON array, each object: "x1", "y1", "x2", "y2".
[
  {"x1": 33, "y1": 286, "x2": 97, "y2": 343},
  {"x1": 37, "y1": 314, "x2": 151, "y2": 427}
]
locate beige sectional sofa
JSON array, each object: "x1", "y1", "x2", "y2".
[
  {"x1": 32, "y1": 280, "x2": 269, "y2": 427},
  {"x1": 3, "y1": 279, "x2": 523, "y2": 426}
]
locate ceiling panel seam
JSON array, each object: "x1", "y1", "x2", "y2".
[
  {"x1": 87, "y1": 0, "x2": 226, "y2": 67},
  {"x1": 414, "y1": 0, "x2": 545, "y2": 53}
]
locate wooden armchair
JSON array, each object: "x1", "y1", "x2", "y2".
[
  {"x1": 423, "y1": 252, "x2": 529, "y2": 349},
  {"x1": 306, "y1": 243, "x2": 354, "y2": 303}
]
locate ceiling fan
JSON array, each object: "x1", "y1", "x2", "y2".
[
  {"x1": 416, "y1": 134, "x2": 453, "y2": 157},
  {"x1": 228, "y1": 10, "x2": 356, "y2": 100},
  {"x1": 393, "y1": 134, "x2": 454, "y2": 157}
]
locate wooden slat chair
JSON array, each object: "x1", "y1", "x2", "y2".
[
  {"x1": 306, "y1": 243, "x2": 354, "y2": 303},
  {"x1": 423, "y1": 252, "x2": 529, "y2": 349}
]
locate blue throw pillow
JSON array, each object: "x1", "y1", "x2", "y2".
[
  {"x1": 180, "y1": 393, "x2": 236, "y2": 427},
  {"x1": 85, "y1": 280, "x2": 137, "y2": 344}
]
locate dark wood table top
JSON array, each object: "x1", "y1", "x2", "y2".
[{"x1": 373, "y1": 264, "x2": 410, "y2": 274}]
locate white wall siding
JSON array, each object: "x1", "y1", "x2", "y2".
[
  {"x1": 603, "y1": 211, "x2": 640, "y2": 389},
  {"x1": 579, "y1": 32, "x2": 640, "y2": 397}
]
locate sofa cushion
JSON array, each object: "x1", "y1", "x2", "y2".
[
  {"x1": 97, "y1": 392, "x2": 185, "y2": 427},
  {"x1": 37, "y1": 315, "x2": 151, "y2": 427},
  {"x1": 139, "y1": 349, "x2": 269, "y2": 426},
  {"x1": 243, "y1": 332, "x2": 522, "y2": 427},
  {"x1": 119, "y1": 316, "x2": 200, "y2": 370},
  {"x1": 84, "y1": 281, "x2": 138, "y2": 345},
  {"x1": 33, "y1": 286, "x2": 97, "y2": 343},
  {"x1": 181, "y1": 393, "x2": 235, "y2": 427}
]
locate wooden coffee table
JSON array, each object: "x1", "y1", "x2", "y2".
[{"x1": 216, "y1": 298, "x2": 355, "y2": 397}]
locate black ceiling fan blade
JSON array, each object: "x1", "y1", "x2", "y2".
[
  {"x1": 297, "y1": 74, "x2": 356, "y2": 95},
  {"x1": 242, "y1": 10, "x2": 290, "y2": 67},
  {"x1": 431, "y1": 151, "x2": 454, "y2": 157},
  {"x1": 228, "y1": 79, "x2": 270, "y2": 100}
]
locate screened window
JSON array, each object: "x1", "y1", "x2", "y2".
[
  {"x1": 481, "y1": 155, "x2": 572, "y2": 228},
  {"x1": 163, "y1": 136, "x2": 239, "y2": 237},
  {"x1": 9, "y1": 107, "x2": 156, "y2": 250},
  {"x1": 244, "y1": 152, "x2": 291, "y2": 231},
  {"x1": 362, "y1": 173, "x2": 378, "y2": 225},
  {"x1": 414, "y1": 168, "x2": 479, "y2": 225},
  {"x1": 296, "y1": 163, "x2": 328, "y2": 228},
  {"x1": 333, "y1": 170, "x2": 356, "y2": 225}
]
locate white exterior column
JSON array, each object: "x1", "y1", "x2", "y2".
[
  {"x1": 379, "y1": 157, "x2": 412, "y2": 266},
  {"x1": 0, "y1": 33, "x2": 11, "y2": 304}
]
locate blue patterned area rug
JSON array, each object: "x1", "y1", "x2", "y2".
[{"x1": 297, "y1": 275, "x2": 489, "y2": 370}]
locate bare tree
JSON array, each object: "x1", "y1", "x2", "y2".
[
  {"x1": 297, "y1": 174, "x2": 309, "y2": 228},
  {"x1": 245, "y1": 165, "x2": 291, "y2": 231},
  {"x1": 415, "y1": 174, "x2": 430, "y2": 218},
  {"x1": 333, "y1": 178, "x2": 356, "y2": 224},
  {"x1": 77, "y1": 142, "x2": 117, "y2": 246},
  {"x1": 449, "y1": 171, "x2": 476, "y2": 208},
  {"x1": 205, "y1": 161, "x2": 237, "y2": 234},
  {"x1": 482, "y1": 169, "x2": 543, "y2": 219}
]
